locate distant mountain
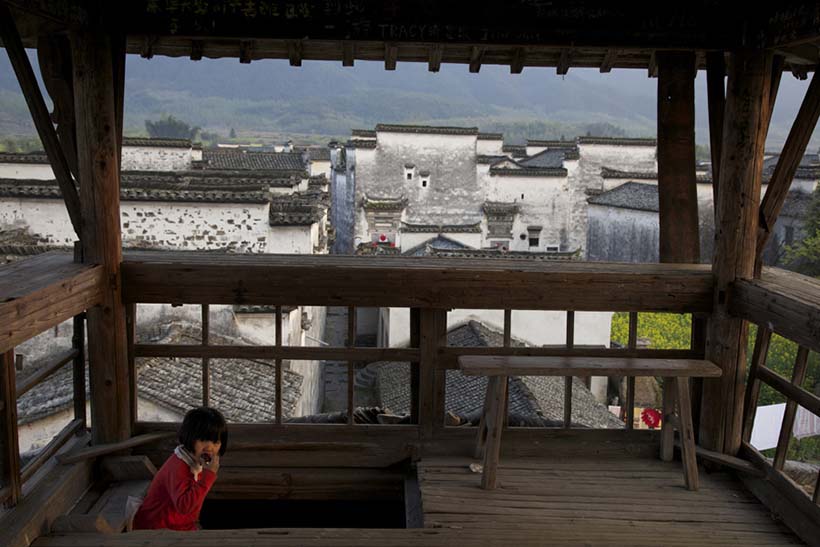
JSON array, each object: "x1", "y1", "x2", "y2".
[{"x1": 1, "y1": 51, "x2": 817, "y2": 149}]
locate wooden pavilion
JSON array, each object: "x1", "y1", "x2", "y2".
[{"x1": 1, "y1": 1, "x2": 820, "y2": 545}]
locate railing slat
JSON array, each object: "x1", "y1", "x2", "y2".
[
  {"x1": 0, "y1": 349, "x2": 21, "y2": 507},
  {"x1": 347, "y1": 306, "x2": 356, "y2": 426},
  {"x1": 564, "y1": 311, "x2": 574, "y2": 428},
  {"x1": 134, "y1": 344, "x2": 420, "y2": 362},
  {"x1": 757, "y1": 366, "x2": 820, "y2": 418},
  {"x1": 741, "y1": 326, "x2": 772, "y2": 444},
  {"x1": 503, "y1": 310, "x2": 511, "y2": 431},
  {"x1": 202, "y1": 304, "x2": 210, "y2": 408},
  {"x1": 20, "y1": 418, "x2": 84, "y2": 483},
  {"x1": 125, "y1": 304, "x2": 135, "y2": 429},
  {"x1": 626, "y1": 312, "x2": 638, "y2": 429},
  {"x1": 15, "y1": 348, "x2": 78, "y2": 398},
  {"x1": 773, "y1": 346, "x2": 810, "y2": 470},
  {"x1": 275, "y1": 305, "x2": 283, "y2": 425}
]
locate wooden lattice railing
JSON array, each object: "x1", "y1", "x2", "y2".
[{"x1": 0, "y1": 253, "x2": 103, "y2": 507}]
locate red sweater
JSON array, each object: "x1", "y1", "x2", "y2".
[{"x1": 133, "y1": 455, "x2": 216, "y2": 531}]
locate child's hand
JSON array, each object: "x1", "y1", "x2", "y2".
[{"x1": 202, "y1": 453, "x2": 220, "y2": 475}]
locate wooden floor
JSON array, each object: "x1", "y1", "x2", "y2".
[
  {"x1": 32, "y1": 456, "x2": 802, "y2": 546},
  {"x1": 418, "y1": 456, "x2": 803, "y2": 546}
]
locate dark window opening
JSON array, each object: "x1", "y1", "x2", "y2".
[
  {"x1": 406, "y1": 173, "x2": 412, "y2": 180},
  {"x1": 201, "y1": 498, "x2": 406, "y2": 529},
  {"x1": 521, "y1": 193, "x2": 525, "y2": 200},
  {"x1": 421, "y1": 179, "x2": 428, "y2": 187},
  {"x1": 529, "y1": 237, "x2": 539, "y2": 247}
]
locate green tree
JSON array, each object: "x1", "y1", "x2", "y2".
[
  {"x1": 229, "y1": 127, "x2": 237, "y2": 139},
  {"x1": 783, "y1": 185, "x2": 820, "y2": 276},
  {"x1": 145, "y1": 114, "x2": 200, "y2": 140}
]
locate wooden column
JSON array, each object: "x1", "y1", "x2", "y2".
[
  {"x1": 657, "y1": 51, "x2": 699, "y2": 263},
  {"x1": 71, "y1": 28, "x2": 131, "y2": 445},
  {"x1": 701, "y1": 50, "x2": 771, "y2": 455}
]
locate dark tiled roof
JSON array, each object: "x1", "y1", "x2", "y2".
[
  {"x1": 490, "y1": 166, "x2": 568, "y2": 177},
  {"x1": 199, "y1": 149, "x2": 306, "y2": 171},
  {"x1": 136, "y1": 326, "x2": 302, "y2": 422},
  {"x1": 402, "y1": 235, "x2": 471, "y2": 256},
  {"x1": 401, "y1": 222, "x2": 482, "y2": 233},
  {"x1": 476, "y1": 155, "x2": 510, "y2": 165},
  {"x1": 123, "y1": 137, "x2": 192, "y2": 148},
  {"x1": 362, "y1": 194, "x2": 408, "y2": 211},
  {"x1": 502, "y1": 144, "x2": 527, "y2": 157},
  {"x1": 346, "y1": 139, "x2": 378, "y2": 149},
  {"x1": 351, "y1": 129, "x2": 377, "y2": 138},
  {"x1": 578, "y1": 136, "x2": 657, "y2": 146},
  {"x1": 375, "y1": 124, "x2": 478, "y2": 136},
  {"x1": 0, "y1": 169, "x2": 308, "y2": 203},
  {"x1": 482, "y1": 201, "x2": 519, "y2": 214},
  {"x1": 764, "y1": 152, "x2": 820, "y2": 180},
  {"x1": 355, "y1": 242, "x2": 401, "y2": 255},
  {"x1": 297, "y1": 146, "x2": 332, "y2": 161},
  {"x1": 526, "y1": 139, "x2": 577, "y2": 148},
  {"x1": 370, "y1": 321, "x2": 623, "y2": 429},
  {"x1": 429, "y1": 247, "x2": 579, "y2": 260},
  {"x1": 0, "y1": 152, "x2": 49, "y2": 164},
  {"x1": 601, "y1": 167, "x2": 657, "y2": 180},
  {"x1": 518, "y1": 149, "x2": 567, "y2": 169},
  {"x1": 477, "y1": 132, "x2": 504, "y2": 140},
  {"x1": 588, "y1": 181, "x2": 659, "y2": 212},
  {"x1": 269, "y1": 191, "x2": 327, "y2": 226}
]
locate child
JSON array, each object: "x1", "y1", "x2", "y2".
[{"x1": 133, "y1": 406, "x2": 228, "y2": 531}]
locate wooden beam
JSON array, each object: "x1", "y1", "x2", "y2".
[
  {"x1": 410, "y1": 308, "x2": 420, "y2": 424},
  {"x1": 100, "y1": 455, "x2": 156, "y2": 482},
  {"x1": 286, "y1": 40, "x2": 302, "y2": 66},
  {"x1": 0, "y1": 4, "x2": 82, "y2": 238},
  {"x1": 37, "y1": 34, "x2": 78, "y2": 179},
  {"x1": 701, "y1": 49, "x2": 771, "y2": 456},
  {"x1": 706, "y1": 51, "x2": 726, "y2": 209},
  {"x1": 599, "y1": 49, "x2": 618, "y2": 73},
  {"x1": 15, "y1": 348, "x2": 77, "y2": 398},
  {"x1": 773, "y1": 347, "x2": 809, "y2": 470},
  {"x1": 112, "y1": 32, "x2": 126, "y2": 167},
  {"x1": 729, "y1": 268, "x2": 820, "y2": 355},
  {"x1": 20, "y1": 418, "x2": 84, "y2": 483},
  {"x1": 385, "y1": 43, "x2": 397, "y2": 70},
  {"x1": 342, "y1": 41, "x2": 354, "y2": 67},
  {"x1": 739, "y1": 441, "x2": 820, "y2": 547},
  {"x1": 757, "y1": 365, "x2": 820, "y2": 418},
  {"x1": 0, "y1": 253, "x2": 104, "y2": 354},
  {"x1": 657, "y1": 51, "x2": 699, "y2": 264},
  {"x1": 648, "y1": 51, "x2": 658, "y2": 78},
  {"x1": 239, "y1": 40, "x2": 254, "y2": 64},
  {"x1": 428, "y1": 44, "x2": 443, "y2": 72},
  {"x1": 0, "y1": 433, "x2": 93, "y2": 547},
  {"x1": 740, "y1": 327, "x2": 771, "y2": 444},
  {"x1": 459, "y1": 356, "x2": 721, "y2": 378},
  {"x1": 72, "y1": 27, "x2": 131, "y2": 445},
  {"x1": 557, "y1": 48, "x2": 571, "y2": 75},
  {"x1": 0, "y1": 350, "x2": 21, "y2": 507},
  {"x1": 134, "y1": 344, "x2": 420, "y2": 362},
  {"x1": 190, "y1": 39, "x2": 203, "y2": 61},
  {"x1": 57, "y1": 432, "x2": 175, "y2": 465},
  {"x1": 121, "y1": 253, "x2": 714, "y2": 312},
  {"x1": 756, "y1": 65, "x2": 820, "y2": 269},
  {"x1": 469, "y1": 46, "x2": 484, "y2": 73},
  {"x1": 419, "y1": 309, "x2": 438, "y2": 439},
  {"x1": 510, "y1": 48, "x2": 525, "y2": 74}
]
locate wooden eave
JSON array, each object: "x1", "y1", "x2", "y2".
[{"x1": 3, "y1": 1, "x2": 819, "y2": 71}]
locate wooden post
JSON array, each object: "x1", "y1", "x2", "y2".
[
  {"x1": 409, "y1": 308, "x2": 420, "y2": 424},
  {"x1": 0, "y1": 350, "x2": 21, "y2": 507},
  {"x1": 706, "y1": 52, "x2": 726, "y2": 209},
  {"x1": 701, "y1": 50, "x2": 771, "y2": 456},
  {"x1": 657, "y1": 51, "x2": 699, "y2": 264},
  {"x1": 72, "y1": 28, "x2": 130, "y2": 445}
]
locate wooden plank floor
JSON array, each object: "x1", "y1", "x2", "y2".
[
  {"x1": 418, "y1": 456, "x2": 803, "y2": 546},
  {"x1": 32, "y1": 456, "x2": 803, "y2": 546}
]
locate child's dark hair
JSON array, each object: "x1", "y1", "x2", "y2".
[{"x1": 178, "y1": 406, "x2": 228, "y2": 456}]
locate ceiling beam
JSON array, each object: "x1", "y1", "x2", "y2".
[
  {"x1": 510, "y1": 48, "x2": 525, "y2": 74},
  {"x1": 286, "y1": 40, "x2": 302, "y2": 66},
  {"x1": 428, "y1": 44, "x2": 443, "y2": 73},
  {"x1": 469, "y1": 46, "x2": 484, "y2": 73},
  {"x1": 342, "y1": 42, "x2": 354, "y2": 67},
  {"x1": 385, "y1": 43, "x2": 398, "y2": 70},
  {"x1": 557, "y1": 49, "x2": 572, "y2": 75}
]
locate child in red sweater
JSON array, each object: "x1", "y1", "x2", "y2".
[{"x1": 133, "y1": 407, "x2": 228, "y2": 531}]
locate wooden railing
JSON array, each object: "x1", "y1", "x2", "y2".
[
  {"x1": 0, "y1": 253, "x2": 103, "y2": 507},
  {"x1": 122, "y1": 252, "x2": 713, "y2": 440},
  {"x1": 731, "y1": 268, "x2": 820, "y2": 510}
]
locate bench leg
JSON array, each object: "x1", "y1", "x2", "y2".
[
  {"x1": 474, "y1": 377, "x2": 496, "y2": 459},
  {"x1": 482, "y1": 375, "x2": 508, "y2": 490},
  {"x1": 674, "y1": 378, "x2": 699, "y2": 491},
  {"x1": 660, "y1": 377, "x2": 676, "y2": 462}
]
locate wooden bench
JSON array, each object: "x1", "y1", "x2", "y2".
[{"x1": 459, "y1": 356, "x2": 722, "y2": 490}]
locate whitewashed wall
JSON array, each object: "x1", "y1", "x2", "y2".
[
  {"x1": 121, "y1": 145, "x2": 193, "y2": 171},
  {"x1": 477, "y1": 139, "x2": 504, "y2": 156},
  {"x1": 0, "y1": 163, "x2": 55, "y2": 180}
]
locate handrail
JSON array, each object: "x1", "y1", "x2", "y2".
[{"x1": 15, "y1": 349, "x2": 79, "y2": 398}]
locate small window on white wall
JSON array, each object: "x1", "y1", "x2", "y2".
[
  {"x1": 527, "y1": 226, "x2": 542, "y2": 248},
  {"x1": 404, "y1": 164, "x2": 415, "y2": 181},
  {"x1": 545, "y1": 244, "x2": 560, "y2": 253},
  {"x1": 419, "y1": 170, "x2": 430, "y2": 188}
]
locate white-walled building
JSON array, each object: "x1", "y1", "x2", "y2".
[{"x1": 1, "y1": 138, "x2": 334, "y2": 449}]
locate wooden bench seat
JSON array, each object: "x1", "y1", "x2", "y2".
[{"x1": 459, "y1": 356, "x2": 722, "y2": 491}]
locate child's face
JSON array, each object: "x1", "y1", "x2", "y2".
[{"x1": 193, "y1": 439, "x2": 221, "y2": 461}]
